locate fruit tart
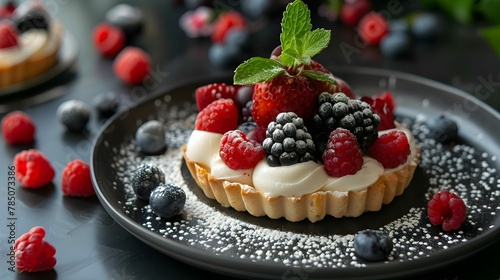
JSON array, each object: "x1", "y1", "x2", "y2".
[
  {"x1": 0, "y1": 1, "x2": 64, "y2": 88},
  {"x1": 183, "y1": 0, "x2": 420, "y2": 222}
]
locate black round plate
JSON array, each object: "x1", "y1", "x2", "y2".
[
  {"x1": 0, "y1": 31, "x2": 78, "y2": 97},
  {"x1": 91, "y1": 67, "x2": 500, "y2": 279}
]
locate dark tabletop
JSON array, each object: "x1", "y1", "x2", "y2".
[{"x1": 1, "y1": 1, "x2": 500, "y2": 279}]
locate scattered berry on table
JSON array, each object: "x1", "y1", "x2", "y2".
[
  {"x1": 322, "y1": 128, "x2": 364, "y2": 177},
  {"x1": 93, "y1": 23, "x2": 126, "y2": 57},
  {"x1": 240, "y1": 0, "x2": 280, "y2": 20},
  {"x1": 211, "y1": 11, "x2": 246, "y2": 44},
  {"x1": 389, "y1": 18, "x2": 409, "y2": 33},
  {"x1": 1, "y1": 110, "x2": 36, "y2": 145},
  {"x1": 92, "y1": 91, "x2": 120, "y2": 118},
  {"x1": 208, "y1": 42, "x2": 246, "y2": 68},
  {"x1": 57, "y1": 100, "x2": 91, "y2": 132},
  {"x1": 149, "y1": 183, "x2": 186, "y2": 219},
  {"x1": 113, "y1": 46, "x2": 151, "y2": 85},
  {"x1": 426, "y1": 114, "x2": 458, "y2": 143},
  {"x1": 13, "y1": 149, "x2": 55, "y2": 188},
  {"x1": 367, "y1": 131, "x2": 410, "y2": 169},
  {"x1": 313, "y1": 92, "x2": 380, "y2": 153},
  {"x1": 411, "y1": 12, "x2": 442, "y2": 40},
  {"x1": 224, "y1": 27, "x2": 251, "y2": 50},
  {"x1": 0, "y1": 20, "x2": 19, "y2": 49},
  {"x1": 105, "y1": 4, "x2": 143, "y2": 41},
  {"x1": 135, "y1": 120, "x2": 166, "y2": 154},
  {"x1": 427, "y1": 190, "x2": 467, "y2": 232},
  {"x1": 61, "y1": 159, "x2": 95, "y2": 197},
  {"x1": 13, "y1": 4, "x2": 50, "y2": 32},
  {"x1": 220, "y1": 130, "x2": 265, "y2": 169},
  {"x1": 353, "y1": 229, "x2": 393, "y2": 261},
  {"x1": 340, "y1": 0, "x2": 372, "y2": 27},
  {"x1": 358, "y1": 12, "x2": 389, "y2": 45},
  {"x1": 380, "y1": 31, "x2": 412, "y2": 59},
  {"x1": 195, "y1": 82, "x2": 239, "y2": 112},
  {"x1": 132, "y1": 163, "x2": 166, "y2": 201},
  {"x1": 178, "y1": 5, "x2": 214, "y2": 38},
  {"x1": 14, "y1": 226, "x2": 56, "y2": 272},
  {"x1": 194, "y1": 98, "x2": 239, "y2": 134},
  {"x1": 262, "y1": 112, "x2": 316, "y2": 167}
]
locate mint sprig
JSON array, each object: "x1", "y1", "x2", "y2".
[{"x1": 234, "y1": 0, "x2": 333, "y2": 86}]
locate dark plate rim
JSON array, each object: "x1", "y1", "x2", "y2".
[{"x1": 91, "y1": 67, "x2": 500, "y2": 279}]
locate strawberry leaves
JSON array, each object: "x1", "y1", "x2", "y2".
[{"x1": 233, "y1": 0, "x2": 335, "y2": 86}]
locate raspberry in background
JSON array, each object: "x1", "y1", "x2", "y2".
[
  {"x1": 14, "y1": 226, "x2": 56, "y2": 272},
  {"x1": 93, "y1": 23, "x2": 126, "y2": 57},
  {"x1": 340, "y1": 0, "x2": 372, "y2": 27},
  {"x1": 427, "y1": 190, "x2": 467, "y2": 232},
  {"x1": 195, "y1": 98, "x2": 239, "y2": 134},
  {"x1": 1, "y1": 110, "x2": 36, "y2": 145},
  {"x1": 113, "y1": 46, "x2": 151, "y2": 85},
  {"x1": 61, "y1": 159, "x2": 95, "y2": 197},
  {"x1": 211, "y1": 11, "x2": 246, "y2": 43},
  {"x1": 14, "y1": 149, "x2": 55, "y2": 188},
  {"x1": 358, "y1": 12, "x2": 388, "y2": 45},
  {"x1": 0, "y1": 20, "x2": 19, "y2": 49}
]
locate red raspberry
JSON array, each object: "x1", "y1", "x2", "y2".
[
  {"x1": 367, "y1": 131, "x2": 410, "y2": 168},
  {"x1": 322, "y1": 128, "x2": 364, "y2": 177},
  {"x1": 427, "y1": 190, "x2": 467, "y2": 231},
  {"x1": 361, "y1": 91, "x2": 396, "y2": 130},
  {"x1": 0, "y1": 21, "x2": 19, "y2": 49},
  {"x1": 14, "y1": 226, "x2": 56, "y2": 272},
  {"x1": 219, "y1": 130, "x2": 265, "y2": 169},
  {"x1": 358, "y1": 12, "x2": 389, "y2": 45},
  {"x1": 1, "y1": 111, "x2": 36, "y2": 145},
  {"x1": 14, "y1": 149, "x2": 55, "y2": 188},
  {"x1": 113, "y1": 46, "x2": 151, "y2": 85},
  {"x1": 61, "y1": 159, "x2": 95, "y2": 197},
  {"x1": 211, "y1": 11, "x2": 246, "y2": 43},
  {"x1": 195, "y1": 98, "x2": 238, "y2": 134},
  {"x1": 195, "y1": 83, "x2": 240, "y2": 111},
  {"x1": 340, "y1": 0, "x2": 372, "y2": 27},
  {"x1": 93, "y1": 23, "x2": 126, "y2": 57}
]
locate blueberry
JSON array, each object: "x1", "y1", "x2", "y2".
[
  {"x1": 92, "y1": 91, "x2": 120, "y2": 118},
  {"x1": 208, "y1": 43, "x2": 245, "y2": 68},
  {"x1": 105, "y1": 4, "x2": 143, "y2": 40},
  {"x1": 225, "y1": 28, "x2": 251, "y2": 50},
  {"x1": 237, "y1": 121, "x2": 258, "y2": 135},
  {"x1": 411, "y1": 13, "x2": 442, "y2": 40},
  {"x1": 241, "y1": 0, "x2": 277, "y2": 20},
  {"x1": 149, "y1": 183, "x2": 186, "y2": 219},
  {"x1": 57, "y1": 100, "x2": 91, "y2": 132},
  {"x1": 132, "y1": 163, "x2": 165, "y2": 201},
  {"x1": 13, "y1": 4, "x2": 50, "y2": 32},
  {"x1": 380, "y1": 31, "x2": 412, "y2": 58},
  {"x1": 135, "y1": 120, "x2": 166, "y2": 154},
  {"x1": 427, "y1": 115, "x2": 459, "y2": 143},
  {"x1": 354, "y1": 229, "x2": 393, "y2": 261},
  {"x1": 389, "y1": 18, "x2": 409, "y2": 33}
]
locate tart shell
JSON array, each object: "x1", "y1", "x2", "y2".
[{"x1": 182, "y1": 145, "x2": 420, "y2": 223}]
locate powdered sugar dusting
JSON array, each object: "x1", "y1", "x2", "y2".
[{"x1": 103, "y1": 98, "x2": 500, "y2": 272}]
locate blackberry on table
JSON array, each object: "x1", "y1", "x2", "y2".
[
  {"x1": 262, "y1": 112, "x2": 316, "y2": 166},
  {"x1": 313, "y1": 92, "x2": 380, "y2": 153}
]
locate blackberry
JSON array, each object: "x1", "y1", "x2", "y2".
[
  {"x1": 241, "y1": 100, "x2": 253, "y2": 123},
  {"x1": 313, "y1": 92, "x2": 380, "y2": 153},
  {"x1": 262, "y1": 112, "x2": 316, "y2": 166}
]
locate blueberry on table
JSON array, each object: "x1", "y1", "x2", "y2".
[
  {"x1": 135, "y1": 120, "x2": 166, "y2": 154},
  {"x1": 105, "y1": 4, "x2": 144, "y2": 40},
  {"x1": 92, "y1": 91, "x2": 120, "y2": 118},
  {"x1": 427, "y1": 114, "x2": 459, "y2": 143},
  {"x1": 57, "y1": 100, "x2": 91, "y2": 132},
  {"x1": 380, "y1": 31, "x2": 411, "y2": 59},
  {"x1": 411, "y1": 13, "x2": 442, "y2": 40},
  {"x1": 149, "y1": 183, "x2": 186, "y2": 219},
  {"x1": 132, "y1": 163, "x2": 165, "y2": 201},
  {"x1": 354, "y1": 229, "x2": 393, "y2": 261},
  {"x1": 208, "y1": 43, "x2": 245, "y2": 68}
]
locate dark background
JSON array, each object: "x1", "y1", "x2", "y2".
[{"x1": 1, "y1": 0, "x2": 500, "y2": 279}]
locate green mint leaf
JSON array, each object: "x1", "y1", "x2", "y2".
[
  {"x1": 280, "y1": 0, "x2": 312, "y2": 57},
  {"x1": 302, "y1": 70, "x2": 337, "y2": 85},
  {"x1": 478, "y1": 25, "x2": 500, "y2": 58},
  {"x1": 477, "y1": 0, "x2": 500, "y2": 25},
  {"x1": 436, "y1": 0, "x2": 474, "y2": 25},
  {"x1": 234, "y1": 57, "x2": 286, "y2": 85},
  {"x1": 303, "y1": 28, "x2": 331, "y2": 58}
]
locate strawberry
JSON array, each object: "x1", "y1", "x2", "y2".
[
  {"x1": 234, "y1": 0, "x2": 337, "y2": 129},
  {"x1": 194, "y1": 83, "x2": 240, "y2": 111},
  {"x1": 252, "y1": 73, "x2": 316, "y2": 128},
  {"x1": 308, "y1": 60, "x2": 355, "y2": 99}
]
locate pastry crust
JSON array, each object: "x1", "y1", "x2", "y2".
[
  {"x1": 182, "y1": 145, "x2": 420, "y2": 223},
  {"x1": 0, "y1": 21, "x2": 63, "y2": 88}
]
